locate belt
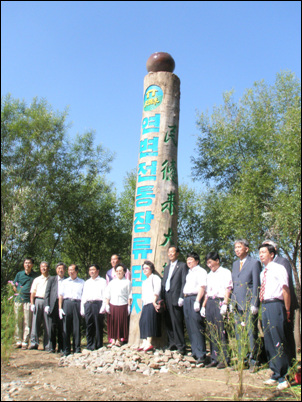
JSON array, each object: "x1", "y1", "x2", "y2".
[
  {"x1": 262, "y1": 298, "x2": 284, "y2": 304},
  {"x1": 64, "y1": 298, "x2": 81, "y2": 302},
  {"x1": 85, "y1": 300, "x2": 102, "y2": 304},
  {"x1": 208, "y1": 297, "x2": 224, "y2": 300},
  {"x1": 35, "y1": 297, "x2": 44, "y2": 300},
  {"x1": 184, "y1": 294, "x2": 197, "y2": 298}
]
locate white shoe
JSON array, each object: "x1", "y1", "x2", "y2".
[
  {"x1": 264, "y1": 379, "x2": 278, "y2": 386},
  {"x1": 276, "y1": 381, "x2": 290, "y2": 391}
]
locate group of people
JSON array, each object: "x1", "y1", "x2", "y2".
[
  {"x1": 161, "y1": 240, "x2": 298, "y2": 391},
  {"x1": 11, "y1": 255, "x2": 132, "y2": 356},
  {"x1": 11, "y1": 239, "x2": 298, "y2": 391}
]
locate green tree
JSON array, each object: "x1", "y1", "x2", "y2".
[
  {"x1": 1, "y1": 94, "x2": 114, "y2": 282},
  {"x1": 192, "y1": 71, "x2": 301, "y2": 307}
]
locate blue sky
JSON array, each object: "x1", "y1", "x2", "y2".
[{"x1": 2, "y1": 1, "x2": 301, "y2": 193}]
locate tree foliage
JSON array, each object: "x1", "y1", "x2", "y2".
[
  {"x1": 191, "y1": 71, "x2": 301, "y2": 306},
  {"x1": 1, "y1": 94, "x2": 118, "y2": 282}
]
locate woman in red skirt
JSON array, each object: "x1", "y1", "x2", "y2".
[{"x1": 105, "y1": 263, "x2": 132, "y2": 346}]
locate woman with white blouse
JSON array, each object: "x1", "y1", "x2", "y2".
[
  {"x1": 138, "y1": 260, "x2": 162, "y2": 352},
  {"x1": 105, "y1": 263, "x2": 132, "y2": 347}
]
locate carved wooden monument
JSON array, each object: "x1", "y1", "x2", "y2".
[{"x1": 129, "y1": 52, "x2": 180, "y2": 345}]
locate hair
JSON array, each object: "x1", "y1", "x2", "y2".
[
  {"x1": 24, "y1": 257, "x2": 34, "y2": 264},
  {"x1": 143, "y1": 260, "x2": 155, "y2": 273},
  {"x1": 262, "y1": 239, "x2": 278, "y2": 252},
  {"x1": 69, "y1": 264, "x2": 79, "y2": 272},
  {"x1": 111, "y1": 254, "x2": 121, "y2": 260},
  {"x1": 56, "y1": 262, "x2": 67, "y2": 269},
  {"x1": 234, "y1": 239, "x2": 249, "y2": 248},
  {"x1": 258, "y1": 243, "x2": 276, "y2": 257},
  {"x1": 89, "y1": 264, "x2": 100, "y2": 271},
  {"x1": 206, "y1": 251, "x2": 220, "y2": 262},
  {"x1": 40, "y1": 261, "x2": 49, "y2": 268},
  {"x1": 186, "y1": 252, "x2": 200, "y2": 263},
  {"x1": 169, "y1": 245, "x2": 180, "y2": 253},
  {"x1": 115, "y1": 262, "x2": 127, "y2": 273}
]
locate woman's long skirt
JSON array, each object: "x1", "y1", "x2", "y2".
[{"x1": 107, "y1": 304, "x2": 129, "y2": 342}]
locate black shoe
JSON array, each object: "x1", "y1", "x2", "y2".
[
  {"x1": 47, "y1": 349, "x2": 55, "y2": 353},
  {"x1": 168, "y1": 345, "x2": 177, "y2": 351},
  {"x1": 29, "y1": 344, "x2": 38, "y2": 350},
  {"x1": 177, "y1": 348, "x2": 186, "y2": 356},
  {"x1": 206, "y1": 361, "x2": 218, "y2": 368},
  {"x1": 217, "y1": 362, "x2": 227, "y2": 369},
  {"x1": 196, "y1": 358, "x2": 206, "y2": 367}
]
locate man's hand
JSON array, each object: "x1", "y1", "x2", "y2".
[
  {"x1": 44, "y1": 306, "x2": 50, "y2": 315},
  {"x1": 178, "y1": 298, "x2": 184, "y2": 307},
  {"x1": 250, "y1": 306, "x2": 258, "y2": 315},
  {"x1": 30, "y1": 304, "x2": 36, "y2": 313},
  {"x1": 220, "y1": 304, "x2": 228, "y2": 316},
  {"x1": 193, "y1": 301, "x2": 200, "y2": 312},
  {"x1": 59, "y1": 308, "x2": 65, "y2": 320},
  {"x1": 200, "y1": 307, "x2": 206, "y2": 317}
]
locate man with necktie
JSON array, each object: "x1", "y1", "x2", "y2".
[
  {"x1": 44, "y1": 262, "x2": 67, "y2": 353},
  {"x1": 259, "y1": 243, "x2": 291, "y2": 391},
  {"x1": 262, "y1": 239, "x2": 299, "y2": 366},
  {"x1": 162, "y1": 246, "x2": 188, "y2": 355},
  {"x1": 231, "y1": 239, "x2": 261, "y2": 371}
]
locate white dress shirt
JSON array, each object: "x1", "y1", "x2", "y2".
[
  {"x1": 165, "y1": 260, "x2": 178, "y2": 292},
  {"x1": 260, "y1": 261, "x2": 288, "y2": 300},
  {"x1": 105, "y1": 277, "x2": 132, "y2": 306},
  {"x1": 30, "y1": 275, "x2": 49, "y2": 298},
  {"x1": 206, "y1": 267, "x2": 233, "y2": 298},
  {"x1": 57, "y1": 276, "x2": 65, "y2": 298},
  {"x1": 60, "y1": 277, "x2": 85, "y2": 300},
  {"x1": 142, "y1": 274, "x2": 162, "y2": 305},
  {"x1": 183, "y1": 265, "x2": 207, "y2": 295},
  {"x1": 81, "y1": 276, "x2": 106, "y2": 306}
]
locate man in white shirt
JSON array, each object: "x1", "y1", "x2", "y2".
[
  {"x1": 44, "y1": 262, "x2": 67, "y2": 353},
  {"x1": 59, "y1": 264, "x2": 84, "y2": 356},
  {"x1": 182, "y1": 252, "x2": 207, "y2": 366},
  {"x1": 202, "y1": 252, "x2": 233, "y2": 369},
  {"x1": 29, "y1": 261, "x2": 50, "y2": 350},
  {"x1": 81, "y1": 264, "x2": 106, "y2": 350},
  {"x1": 259, "y1": 243, "x2": 291, "y2": 391}
]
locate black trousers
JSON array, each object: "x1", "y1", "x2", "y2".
[
  {"x1": 63, "y1": 299, "x2": 81, "y2": 354},
  {"x1": 234, "y1": 307, "x2": 258, "y2": 364},
  {"x1": 183, "y1": 295, "x2": 206, "y2": 360},
  {"x1": 84, "y1": 301, "x2": 104, "y2": 350},
  {"x1": 164, "y1": 291, "x2": 186, "y2": 352},
  {"x1": 206, "y1": 298, "x2": 229, "y2": 363},
  {"x1": 48, "y1": 299, "x2": 64, "y2": 352},
  {"x1": 262, "y1": 300, "x2": 290, "y2": 382}
]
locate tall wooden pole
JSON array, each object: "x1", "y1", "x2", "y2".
[{"x1": 129, "y1": 53, "x2": 180, "y2": 346}]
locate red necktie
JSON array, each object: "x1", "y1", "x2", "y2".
[{"x1": 259, "y1": 268, "x2": 268, "y2": 302}]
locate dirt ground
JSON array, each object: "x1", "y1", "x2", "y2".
[{"x1": 1, "y1": 348, "x2": 299, "y2": 401}]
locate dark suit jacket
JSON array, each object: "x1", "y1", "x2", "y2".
[
  {"x1": 274, "y1": 255, "x2": 299, "y2": 312},
  {"x1": 162, "y1": 261, "x2": 188, "y2": 306},
  {"x1": 44, "y1": 275, "x2": 67, "y2": 314},
  {"x1": 231, "y1": 255, "x2": 261, "y2": 310}
]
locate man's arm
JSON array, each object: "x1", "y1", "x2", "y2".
[{"x1": 282, "y1": 285, "x2": 291, "y2": 322}]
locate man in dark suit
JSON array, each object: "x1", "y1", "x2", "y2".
[
  {"x1": 44, "y1": 262, "x2": 67, "y2": 353},
  {"x1": 162, "y1": 246, "x2": 188, "y2": 355},
  {"x1": 263, "y1": 239, "x2": 298, "y2": 365},
  {"x1": 231, "y1": 239, "x2": 261, "y2": 371}
]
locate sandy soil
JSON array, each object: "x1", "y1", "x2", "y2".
[{"x1": 1, "y1": 348, "x2": 298, "y2": 401}]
